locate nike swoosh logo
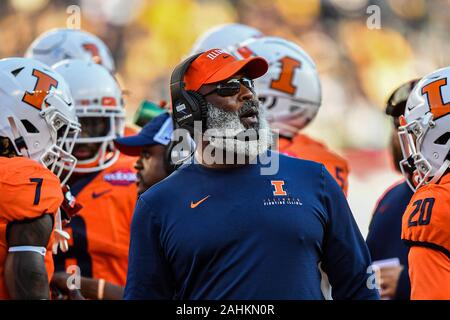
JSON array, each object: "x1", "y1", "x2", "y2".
[
  {"x1": 92, "y1": 189, "x2": 112, "y2": 199},
  {"x1": 190, "y1": 195, "x2": 211, "y2": 209},
  {"x1": 223, "y1": 55, "x2": 230, "y2": 59}
]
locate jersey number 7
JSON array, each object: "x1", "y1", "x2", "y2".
[{"x1": 30, "y1": 177, "x2": 43, "y2": 205}]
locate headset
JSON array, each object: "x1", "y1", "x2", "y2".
[
  {"x1": 165, "y1": 53, "x2": 206, "y2": 172},
  {"x1": 170, "y1": 52, "x2": 208, "y2": 136},
  {"x1": 163, "y1": 131, "x2": 196, "y2": 174}
]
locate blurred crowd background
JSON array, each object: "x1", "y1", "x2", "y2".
[{"x1": 1, "y1": 0, "x2": 449, "y2": 236}]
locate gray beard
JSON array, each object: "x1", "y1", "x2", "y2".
[{"x1": 204, "y1": 99, "x2": 272, "y2": 158}]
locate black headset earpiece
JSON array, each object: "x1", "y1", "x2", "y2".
[
  {"x1": 186, "y1": 90, "x2": 208, "y2": 126},
  {"x1": 166, "y1": 53, "x2": 210, "y2": 172},
  {"x1": 163, "y1": 138, "x2": 177, "y2": 174},
  {"x1": 163, "y1": 120, "x2": 196, "y2": 173},
  {"x1": 170, "y1": 53, "x2": 208, "y2": 136}
]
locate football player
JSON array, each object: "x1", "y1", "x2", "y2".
[
  {"x1": 25, "y1": 28, "x2": 138, "y2": 137},
  {"x1": 366, "y1": 79, "x2": 418, "y2": 300},
  {"x1": 25, "y1": 28, "x2": 115, "y2": 73},
  {"x1": 232, "y1": 36, "x2": 350, "y2": 195},
  {"x1": 0, "y1": 57, "x2": 80, "y2": 299},
  {"x1": 50, "y1": 60, "x2": 137, "y2": 300},
  {"x1": 399, "y1": 67, "x2": 450, "y2": 299}
]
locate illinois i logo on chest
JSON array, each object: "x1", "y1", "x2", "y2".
[{"x1": 263, "y1": 180, "x2": 302, "y2": 206}]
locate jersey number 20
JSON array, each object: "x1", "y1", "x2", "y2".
[{"x1": 408, "y1": 197, "x2": 435, "y2": 227}]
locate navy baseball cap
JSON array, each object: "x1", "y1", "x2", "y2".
[{"x1": 114, "y1": 112, "x2": 173, "y2": 156}]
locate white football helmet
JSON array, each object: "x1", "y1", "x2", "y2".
[
  {"x1": 25, "y1": 28, "x2": 115, "y2": 73},
  {"x1": 0, "y1": 57, "x2": 80, "y2": 184},
  {"x1": 232, "y1": 36, "x2": 322, "y2": 136},
  {"x1": 190, "y1": 23, "x2": 263, "y2": 54},
  {"x1": 52, "y1": 59, "x2": 125, "y2": 173},
  {"x1": 398, "y1": 66, "x2": 450, "y2": 190}
]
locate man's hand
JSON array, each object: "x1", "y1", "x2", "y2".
[
  {"x1": 379, "y1": 265, "x2": 404, "y2": 299},
  {"x1": 51, "y1": 272, "x2": 85, "y2": 300}
]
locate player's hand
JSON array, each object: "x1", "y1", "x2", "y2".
[
  {"x1": 379, "y1": 265, "x2": 404, "y2": 299},
  {"x1": 51, "y1": 272, "x2": 85, "y2": 300},
  {"x1": 60, "y1": 185, "x2": 83, "y2": 225},
  {"x1": 67, "y1": 289, "x2": 85, "y2": 300}
]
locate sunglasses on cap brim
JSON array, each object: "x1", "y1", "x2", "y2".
[{"x1": 203, "y1": 77, "x2": 255, "y2": 97}]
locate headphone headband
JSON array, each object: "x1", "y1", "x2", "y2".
[
  {"x1": 170, "y1": 53, "x2": 205, "y2": 133},
  {"x1": 170, "y1": 53, "x2": 202, "y2": 98}
]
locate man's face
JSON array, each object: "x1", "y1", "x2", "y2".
[
  {"x1": 198, "y1": 75, "x2": 272, "y2": 158},
  {"x1": 73, "y1": 117, "x2": 109, "y2": 161},
  {"x1": 134, "y1": 144, "x2": 168, "y2": 194},
  {"x1": 199, "y1": 76, "x2": 257, "y2": 125}
]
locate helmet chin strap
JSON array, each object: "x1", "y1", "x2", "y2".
[
  {"x1": 7, "y1": 116, "x2": 29, "y2": 157},
  {"x1": 429, "y1": 158, "x2": 450, "y2": 185}
]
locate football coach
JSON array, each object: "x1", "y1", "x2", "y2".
[{"x1": 124, "y1": 49, "x2": 379, "y2": 300}]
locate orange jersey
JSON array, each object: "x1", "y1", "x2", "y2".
[
  {"x1": 402, "y1": 174, "x2": 450, "y2": 299},
  {"x1": 278, "y1": 133, "x2": 350, "y2": 195},
  {"x1": 54, "y1": 155, "x2": 137, "y2": 286},
  {"x1": 0, "y1": 157, "x2": 63, "y2": 299},
  {"x1": 124, "y1": 125, "x2": 138, "y2": 137}
]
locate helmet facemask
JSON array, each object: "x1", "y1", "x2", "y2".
[
  {"x1": 69, "y1": 104, "x2": 125, "y2": 173},
  {"x1": 259, "y1": 94, "x2": 320, "y2": 137},
  {"x1": 40, "y1": 94, "x2": 81, "y2": 184},
  {"x1": 398, "y1": 112, "x2": 450, "y2": 191}
]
